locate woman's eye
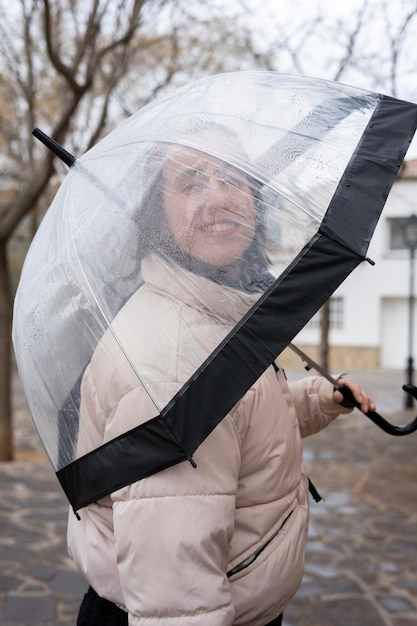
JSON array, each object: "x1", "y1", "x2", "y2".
[{"x1": 182, "y1": 181, "x2": 205, "y2": 193}]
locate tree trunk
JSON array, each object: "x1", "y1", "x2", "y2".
[
  {"x1": 0, "y1": 238, "x2": 12, "y2": 460},
  {"x1": 320, "y1": 299, "x2": 330, "y2": 372}
]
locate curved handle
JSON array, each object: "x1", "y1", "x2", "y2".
[{"x1": 338, "y1": 383, "x2": 417, "y2": 437}]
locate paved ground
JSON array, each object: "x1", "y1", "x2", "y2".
[{"x1": 1, "y1": 366, "x2": 417, "y2": 625}]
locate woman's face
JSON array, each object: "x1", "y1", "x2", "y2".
[{"x1": 161, "y1": 146, "x2": 256, "y2": 267}]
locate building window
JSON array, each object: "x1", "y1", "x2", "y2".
[
  {"x1": 388, "y1": 217, "x2": 409, "y2": 250},
  {"x1": 307, "y1": 297, "x2": 344, "y2": 330}
]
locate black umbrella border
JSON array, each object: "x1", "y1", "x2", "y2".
[{"x1": 56, "y1": 94, "x2": 417, "y2": 513}]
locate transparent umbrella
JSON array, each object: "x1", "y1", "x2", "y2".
[{"x1": 12, "y1": 71, "x2": 417, "y2": 513}]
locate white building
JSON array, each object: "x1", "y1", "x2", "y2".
[{"x1": 283, "y1": 159, "x2": 417, "y2": 371}]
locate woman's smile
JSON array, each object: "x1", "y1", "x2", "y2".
[{"x1": 200, "y1": 221, "x2": 237, "y2": 233}]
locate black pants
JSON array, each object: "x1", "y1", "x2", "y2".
[
  {"x1": 77, "y1": 587, "x2": 128, "y2": 626},
  {"x1": 77, "y1": 586, "x2": 283, "y2": 625}
]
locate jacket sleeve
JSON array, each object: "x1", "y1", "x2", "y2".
[
  {"x1": 109, "y1": 386, "x2": 241, "y2": 626},
  {"x1": 287, "y1": 375, "x2": 352, "y2": 438}
]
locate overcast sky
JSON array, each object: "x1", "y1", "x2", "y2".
[{"x1": 238, "y1": 0, "x2": 417, "y2": 158}]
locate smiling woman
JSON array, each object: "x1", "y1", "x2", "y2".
[
  {"x1": 66, "y1": 113, "x2": 374, "y2": 626},
  {"x1": 12, "y1": 71, "x2": 413, "y2": 626},
  {"x1": 161, "y1": 147, "x2": 256, "y2": 267}
]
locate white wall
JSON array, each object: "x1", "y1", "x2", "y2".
[{"x1": 295, "y1": 178, "x2": 417, "y2": 368}]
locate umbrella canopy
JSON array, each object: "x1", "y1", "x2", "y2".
[{"x1": 12, "y1": 72, "x2": 417, "y2": 512}]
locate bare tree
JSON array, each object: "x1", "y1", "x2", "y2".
[
  {"x1": 0, "y1": 0, "x2": 165, "y2": 459},
  {"x1": 0, "y1": 0, "x2": 279, "y2": 460}
]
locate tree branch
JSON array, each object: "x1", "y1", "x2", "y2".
[{"x1": 42, "y1": 0, "x2": 83, "y2": 92}]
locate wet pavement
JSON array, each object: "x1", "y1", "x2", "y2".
[{"x1": 1, "y1": 367, "x2": 417, "y2": 625}]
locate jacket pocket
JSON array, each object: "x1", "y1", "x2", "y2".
[{"x1": 227, "y1": 510, "x2": 294, "y2": 579}]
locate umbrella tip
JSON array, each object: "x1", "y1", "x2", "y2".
[{"x1": 32, "y1": 128, "x2": 76, "y2": 167}]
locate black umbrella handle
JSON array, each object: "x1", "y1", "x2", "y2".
[{"x1": 338, "y1": 383, "x2": 417, "y2": 436}]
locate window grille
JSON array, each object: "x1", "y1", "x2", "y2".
[{"x1": 307, "y1": 297, "x2": 343, "y2": 329}]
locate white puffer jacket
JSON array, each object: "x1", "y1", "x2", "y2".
[{"x1": 68, "y1": 254, "x2": 350, "y2": 626}]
